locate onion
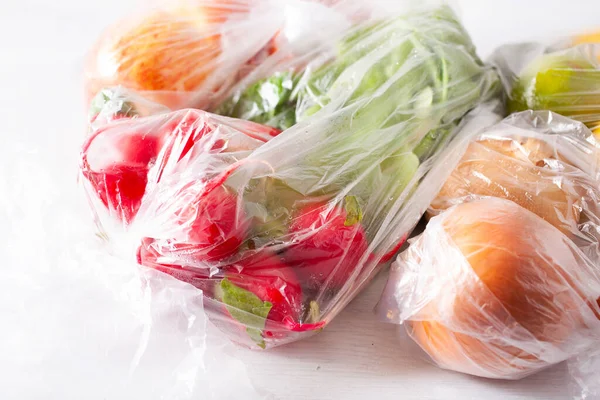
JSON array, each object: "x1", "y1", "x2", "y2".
[{"x1": 408, "y1": 198, "x2": 600, "y2": 379}]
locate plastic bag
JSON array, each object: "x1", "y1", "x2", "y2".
[
  {"x1": 85, "y1": 0, "x2": 353, "y2": 112},
  {"x1": 79, "y1": 3, "x2": 499, "y2": 349},
  {"x1": 490, "y1": 38, "x2": 600, "y2": 134},
  {"x1": 2, "y1": 137, "x2": 261, "y2": 399},
  {"x1": 378, "y1": 111, "x2": 600, "y2": 398}
]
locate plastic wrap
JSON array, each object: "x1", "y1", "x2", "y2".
[
  {"x1": 79, "y1": 4, "x2": 499, "y2": 349},
  {"x1": 378, "y1": 111, "x2": 600, "y2": 398},
  {"x1": 85, "y1": 0, "x2": 353, "y2": 111},
  {"x1": 490, "y1": 39, "x2": 600, "y2": 134}
]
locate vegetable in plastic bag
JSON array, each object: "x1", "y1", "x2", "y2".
[
  {"x1": 80, "y1": 4, "x2": 499, "y2": 349},
  {"x1": 2, "y1": 130, "x2": 262, "y2": 399},
  {"x1": 378, "y1": 111, "x2": 600, "y2": 398},
  {"x1": 80, "y1": 108, "x2": 280, "y2": 226},
  {"x1": 215, "y1": 4, "x2": 496, "y2": 132}
]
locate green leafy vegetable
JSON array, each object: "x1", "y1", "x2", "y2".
[
  {"x1": 225, "y1": 6, "x2": 499, "y2": 256},
  {"x1": 219, "y1": 278, "x2": 273, "y2": 348},
  {"x1": 215, "y1": 72, "x2": 298, "y2": 130}
]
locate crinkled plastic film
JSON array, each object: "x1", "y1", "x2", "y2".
[
  {"x1": 2, "y1": 139, "x2": 261, "y2": 399},
  {"x1": 80, "y1": 3, "x2": 499, "y2": 349},
  {"x1": 378, "y1": 111, "x2": 600, "y2": 398}
]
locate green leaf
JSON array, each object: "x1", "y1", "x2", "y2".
[
  {"x1": 89, "y1": 88, "x2": 137, "y2": 120},
  {"x1": 219, "y1": 278, "x2": 273, "y2": 347},
  {"x1": 382, "y1": 151, "x2": 420, "y2": 193},
  {"x1": 242, "y1": 177, "x2": 306, "y2": 249},
  {"x1": 413, "y1": 125, "x2": 454, "y2": 161},
  {"x1": 246, "y1": 328, "x2": 266, "y2": 349},
  {"x1": 215, "y1": 72, "x2": 298, "y2": 130},
  {"x1": 215, "y1": 5, "x2": 498, "y2": 219},
  {"x1": 344, "y1": 195, "x2": 363, "y2": 226}
]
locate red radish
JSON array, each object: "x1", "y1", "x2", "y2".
[
  {"x1": 81, "y1": 109, "x2": 280, "y2": 225},
  {"x1": 81, "y1": 122, "x2": 163, "y2": 223},
  {"x1": 137, "y1": 237, "x2": 218, "y2": 296},
  {"x1": 178, "y1": 184, "x2": 246, "y2": 261},
  {"x1": 222, "y1": 252, "x2": 303, "y2": 340},
  {"x1": 137, "y1": 182, "x2": 246, "y2": 265},
  {"x1": 284, "y1": 198, "x2": 368, "y2": 291}
]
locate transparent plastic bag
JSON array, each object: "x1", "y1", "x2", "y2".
[
  {"x1": 2, "y1": 139, "x2": 260, "y2": 399},
  {"x1": 85, "y1": 0, "x2": 352, "y2": 112},
  {"x1": 378, "y1": 111, "x2": 600, "y2": 397},
  {"x1": 79, "y1": 3, "x2": 499, "y2": 349},
  {"x1": 490, "y1": 39, "x2": 600, "y2": 134}
]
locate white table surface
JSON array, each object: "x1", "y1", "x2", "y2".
[{"x1": 3, "y1": 0, "x2": 600, "y2": 398}]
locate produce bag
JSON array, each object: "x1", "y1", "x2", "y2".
[
  {"x1": 490, "y1": 38, "x2": 600, "y2": 134},
  {"x1": 79, "y1": 3, "x2": 499, "y2": 349},
  {"x1": 84, "y1": 0, "x2": 353, "y2": 111},
  {"x1": 378, "y1": 111, "x2": 600, "y2": 398},
  {"x1": 2, "y1": 125, "x2": 261, "y2": 399}
]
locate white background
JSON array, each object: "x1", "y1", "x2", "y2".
[{"x1": 2, "y1": 0, "x2": 600, "y2": 399}]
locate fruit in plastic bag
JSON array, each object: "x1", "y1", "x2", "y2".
[{"x1": 404, "y1": 198, "x2": 600, "y2": 379}]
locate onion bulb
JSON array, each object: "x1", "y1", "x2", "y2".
[{"x1": 407, "y1": 198, "x2": 600, "y2": 379}]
